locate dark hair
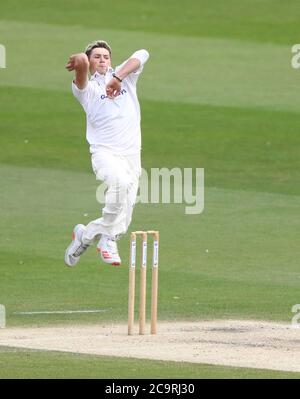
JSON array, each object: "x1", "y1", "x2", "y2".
[{"x1": 84, "y1": 40, "x2": 112, "y2": 58}]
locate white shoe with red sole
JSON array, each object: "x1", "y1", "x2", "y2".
[{"x1": 97, "y1": 235, "x2": 121, "y2": 266}]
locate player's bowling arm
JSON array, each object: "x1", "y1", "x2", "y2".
[
  {"x1": 106, "y1": 59, "x2": 141, "y2": 98},
  {"x1": 65, "y1": 53, "x2": 89, "y2": 89},
  {"x1": 115, "y1": 58, "x2": 141, "y2": 81}
]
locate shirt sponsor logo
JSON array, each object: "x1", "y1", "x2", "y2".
[{"x1": 100, "y1": 89, "x2": 127, "y2": 100}]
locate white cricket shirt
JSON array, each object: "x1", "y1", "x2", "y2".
[{"x1": 72, "y1": 49, "x2": 149, "y2": 155}]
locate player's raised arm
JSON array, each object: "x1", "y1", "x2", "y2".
[
  {"x1": 106, "y1": 49, "x2": 149, "y2": 98},
  {"x1": 65, "y1": 53, "x2": 89, "y2": 89}
]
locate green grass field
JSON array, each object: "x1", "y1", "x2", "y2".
[
  {"x1": 1, "y1": 0, "x2": 300, "y2": 379},
  {"x1": 1, "y1": 345, "x2": 300, "y2": 379}
]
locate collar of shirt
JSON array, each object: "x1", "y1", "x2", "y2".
[{"x1": 90, "y1": 67, "x2": 114, "y2": 84}]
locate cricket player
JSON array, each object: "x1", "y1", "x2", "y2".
[{"x1": 64, "y1": 40, "x2": 149, "y2": 267}]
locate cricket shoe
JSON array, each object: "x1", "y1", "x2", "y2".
[
  {"x1": 64, "y1": 224, "x2": 91, "y2": 267},
  {"x1": 97, "y1": 235, "x2": 121, "y2": 266}
]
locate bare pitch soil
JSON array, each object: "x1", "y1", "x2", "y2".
[{"x1": 1, "y1": 319, "x2": 300, "y2": 373}]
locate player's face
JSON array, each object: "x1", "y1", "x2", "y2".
[{"x1": 89, "y1": 47, "x2": 111, "y2": 75}]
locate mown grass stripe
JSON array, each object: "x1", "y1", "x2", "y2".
[
  {"x1": 0, "y1": 0, "x2": 299, "y2": 45},
  {"x1": 13, "y1": 310, "x2": 109, "y2": 315},
  {"x1": 0, "y1": 20, "x2": 298, "y2": 111}
]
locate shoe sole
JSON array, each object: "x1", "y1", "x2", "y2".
[
  {"x1": 64, "y1": 247, "x2": 78, "y2": 267},
  {"x1": 64, "y1": 224, "x2": 85, "y2": 267},
  {"x1": 64, "y1": 240, "x2": 80, "y2": 267}
]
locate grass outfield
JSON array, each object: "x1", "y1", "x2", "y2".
[
  {"x1": 0, "y1": 346, "x2": 300, "y2": 379},
  {"x1": 1, "y1": 0, "x2": 300, "y2": 378},
  {"x1": 0, "y1": 162, "x2": 299, "y2": 326}
]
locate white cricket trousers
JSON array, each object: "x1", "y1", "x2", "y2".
[{"x1": 82, "y1": 150, "x2": 141, "y2": 243}]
